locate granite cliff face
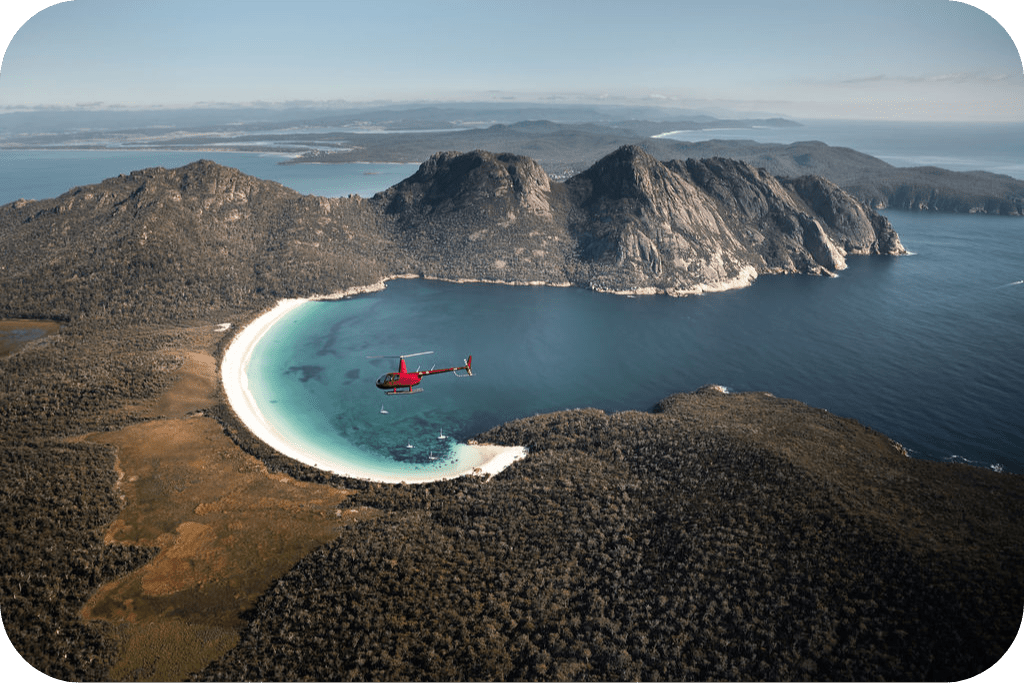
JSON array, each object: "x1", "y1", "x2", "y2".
[
  {"x1": 0, "y1": 147, "x2": 903, "y2": 322},
  {"x1": 564, "y1": 148, "x2": 903, "y2": 293},
  {"x1": 379, "y1": 150, "x2": 576, "y2": 286},
  {"x1": 381, "y1": 146, "x2": 904, "y2": 296}
]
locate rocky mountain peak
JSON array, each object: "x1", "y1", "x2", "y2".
[
  {"x1": 568, "y1": 144, "x2": 671, "y2": 204},
  {"x1": 594, "y1": 144, "x2": 660, "y2": 169},
  {"x1": 382, "y1": 149, "x2": 551, "y2": 215}
]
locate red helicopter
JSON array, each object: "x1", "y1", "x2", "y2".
[{"x1": 369, "y1": 351, "x2": 472, "y2": 395}]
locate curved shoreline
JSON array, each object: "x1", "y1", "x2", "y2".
[
  {"x1": 218, "y1": 268, "x2": 755, "y2": 483},
  {"x1": 220, "y1": 282, "x2": 527, "y2": 484}
]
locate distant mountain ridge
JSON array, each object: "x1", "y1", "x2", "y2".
[
  {"x1": 0, "y1": 146, "x2": 902, "y2": 322},
  {"x1": 290, "y1": 120, "x2": 1024, "y2": 216},
  {"x1": 6, "y1": 103, "x2": 1020, "y2": 215}
]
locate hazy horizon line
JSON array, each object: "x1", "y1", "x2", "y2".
[{"x1": 3, "y1": 96, "x2": 1023, "y2": 125}]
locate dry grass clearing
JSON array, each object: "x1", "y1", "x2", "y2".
[{"x1": 79, "y1": 328, "x2": 364, "y2": 682}]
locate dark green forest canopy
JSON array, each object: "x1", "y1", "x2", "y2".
[{"x1": 199, "y1": 390, "x2": 1024, "y2": 682}]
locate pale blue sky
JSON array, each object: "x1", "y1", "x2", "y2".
[{"x1": 0, "y1": 0, "x2": 1022, "y2": 120}]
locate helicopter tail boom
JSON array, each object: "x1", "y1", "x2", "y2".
[{"x1": 415, "y1": 354, "x2": 473, "y2": 379}]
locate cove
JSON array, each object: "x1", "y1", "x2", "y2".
[
  {"x1": 235, "y1": 276, "x2": 862, "y2": 484},
  {"x1": 228, "y1": 212, "x2": 1023, "y2": 479}
]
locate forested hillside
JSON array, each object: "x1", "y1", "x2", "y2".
[{"x1": 201, "y1": 389, "x2": 1024, "y2": 681}]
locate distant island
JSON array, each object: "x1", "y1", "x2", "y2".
[{"x1": 1, "y1": 148, "x2": 1021, "y2": 682}]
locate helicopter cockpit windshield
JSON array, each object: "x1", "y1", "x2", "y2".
[{"x1": 377, "y1": 373, "x2": 399, "y2": 387}]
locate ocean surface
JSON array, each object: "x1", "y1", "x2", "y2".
[
  {"x1": 1, "y1": 121, "x2": 1021, "y2": 476},
  {"x1": 0, "y1": 149, "x2": 419, "y2": 203}
]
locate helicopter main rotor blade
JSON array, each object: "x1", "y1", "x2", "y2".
[{"x1": 366, "y1": 351, "x2": 434, "y2": 359}]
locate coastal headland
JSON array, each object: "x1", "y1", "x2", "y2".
[{"x1": 0, "y1": 146, "x2": 905, "y2": 325}]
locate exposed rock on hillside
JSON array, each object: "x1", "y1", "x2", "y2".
[
  {"x1": 0, "y1": 148, "x2": 903, "y2": 322},
  {"x1": 379, "y1": 150, "x2": 577, "y2": 285},
  {"x1": 0, "y1": 161, "x2": 389, "y2": 322},
  {"x1": 567, "y1": 147, "x2": 902, "y2": 293},
  {"x1": 381, "y1": 146, "x2": 903, "y2": 295}
]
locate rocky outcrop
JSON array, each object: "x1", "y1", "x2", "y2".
[
  {"x1": 563, "y1": 147, "x2": 903, "y2": 293},
  {"x1": 0, "y1": 148, "x2": 904, "y2": 322},
  {"x1": 380, "y1": 146, "x2": 903, "y2": 296},
  {"x1": 378, "y1": 150, "x2": 577, "y2": 286}
]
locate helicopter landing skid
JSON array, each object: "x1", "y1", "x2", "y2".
[{"x1": 386, "y1": 388, "x2": 423, "y2": 395}]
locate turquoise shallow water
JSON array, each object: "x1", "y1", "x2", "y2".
[
  {"x1": 243, "y1": 209, "x2": 1023, "y2": 477},
  {"x1": 244, "y1": 295, "x2": 480, "y2": 480}
]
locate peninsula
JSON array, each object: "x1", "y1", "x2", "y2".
[
  {"x1": 0, "y1": 146, "x2": 903, "y2": 323},
  {"x1": 1, "y1": 149, "x2": 1020, "y2": 682}
]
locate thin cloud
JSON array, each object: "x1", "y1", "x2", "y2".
[{"x1": 840, "y1": 72, "x2": 1019, "y2": 85}]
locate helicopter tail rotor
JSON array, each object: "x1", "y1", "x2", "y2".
[{"x1": 454, "y1": 355, "x2": 473, "y2": 377}]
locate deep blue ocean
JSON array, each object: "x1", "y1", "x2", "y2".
[{"x1": 1, "y1": 120, "x2": 1021, "y2": 475}]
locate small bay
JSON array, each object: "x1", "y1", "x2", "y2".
[{"x1": 246, "y1": 209, "x2": 1023, "y2": 476}]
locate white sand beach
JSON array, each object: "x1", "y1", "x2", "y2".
[{"x1": 220, "y1": 290, "x2": 527, "y2": 484}]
